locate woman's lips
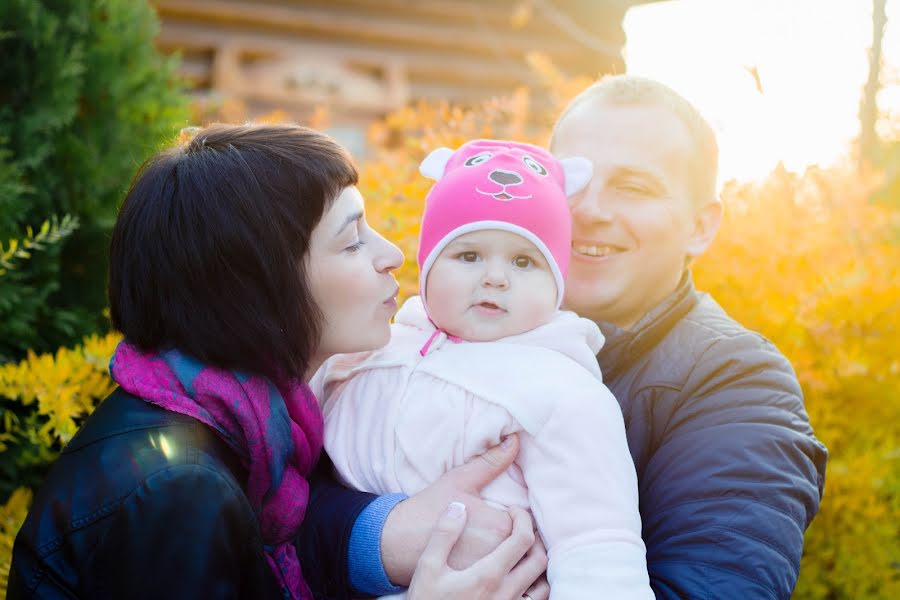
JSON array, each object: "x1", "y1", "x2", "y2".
[{"x1": 382, "y1": 285, "x2": 399, "y2": 309}]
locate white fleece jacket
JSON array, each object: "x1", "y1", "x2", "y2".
[{"x1": 312, "y1": 296, "x2": 653, "y2": 600}]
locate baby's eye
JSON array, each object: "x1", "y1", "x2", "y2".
[
  {"x1": 513, "y1": 256, "x2": 532, "y2": 268},
  {"x1": 522, "y1": 156, "x2": 548, "y2": 176},
  {"x1": 464, "y1": 151, "x2": 493, "y2": 167},
  {"x1": 459, "y1": 251, "x2": 479, "y2": 262}
]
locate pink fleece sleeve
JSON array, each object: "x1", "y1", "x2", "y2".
[{"x1": 517, "y1": 384, "x2": 654, "y2": 600}]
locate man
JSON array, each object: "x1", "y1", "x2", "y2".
[
  {"x1": 298, "y1": 76, "x2": 827, "y2": 599},
  {"x1": 549, "y1": 75, "x2": 827, "y2": 597}
]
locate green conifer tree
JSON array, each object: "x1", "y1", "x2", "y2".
[{"x1": 0, "y1": 0, "x2": 189, "y2": 360}]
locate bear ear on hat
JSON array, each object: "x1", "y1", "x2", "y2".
[
  {"x1": 560, "y1": 157, "x2": 593, "y2": 196},
  {"x1": 419, "y1": 147, "x2": 456, "y2": 181}
]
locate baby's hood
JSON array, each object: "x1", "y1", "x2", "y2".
[
  {"x1": 393, "y1": 295, "x2": 435, "y2": 332},
  {"x1": 501, "y1": 310, "x2": 604, "y2": 379}
]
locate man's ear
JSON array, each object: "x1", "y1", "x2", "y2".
[{"x1": 686, "y1": 197, "x2": 723, "y2": 259}]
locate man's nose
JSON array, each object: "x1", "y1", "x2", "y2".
[
  {"x1": 488, "y1": 170, "x2": 523, "y2": 186},
  {"x1": 570, "y1": 188, "x2": 614, "y2": 223}
]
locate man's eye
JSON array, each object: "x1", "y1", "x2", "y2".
[
  {"x1": 618, "y1": 182, "x2": 653, "y2": 196},
  {"x1": 513, "y1": 256, "x2": 532, "y2": 268},
  {"x1": 459, "y1": 252, "x2": 479, "y2": 262}
]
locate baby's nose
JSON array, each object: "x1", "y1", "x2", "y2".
[{"x1": 488, "y1": 169, "x2": 523, "y2": 186}]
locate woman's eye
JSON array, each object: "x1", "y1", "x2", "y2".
[
  {"x1": 459, "y1": 252, "x2": 479, "y2": 262},
  {"x1": 513, "y1": 256, "x2": 532, "y2": 268},
  {"x1": 464, "y1": 152, "x2": 493, "y2": 167},
  {"x1": 345, "y1": 240, "x2": 366, "y2": 253},
  {"x1": 522, "y1": 156, "x2": 548, "y2": 176}
]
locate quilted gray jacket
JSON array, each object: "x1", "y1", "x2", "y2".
[{"x1": 597, "y1": 273, "x2": 827, "y2": 599}]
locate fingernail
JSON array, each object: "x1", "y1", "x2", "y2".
[
  {"x1": 446, "y1": 502, "x2": 466, "y2": 519},
  {"x1": 501, "y1": 436, "x2": 514, "y2": 449}
]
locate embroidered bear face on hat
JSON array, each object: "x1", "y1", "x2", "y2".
[{"x1": 417, "y1": 139, "x2": 592, "y2": 308}]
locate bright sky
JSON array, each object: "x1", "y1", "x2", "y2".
[{"x1": 623, "y1": 0, "x2": 900, "y2": 183}]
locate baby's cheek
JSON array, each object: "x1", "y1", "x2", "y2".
[{"x1": 514, "y1": 303, "x2": 551, "y2": 333}]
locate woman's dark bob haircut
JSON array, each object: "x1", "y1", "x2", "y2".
[{"x1": 109, "y1": 123, "x2": 358, "y2": 380}]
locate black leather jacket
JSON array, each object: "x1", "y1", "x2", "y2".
[{"x1": 8, "y1": 388, "x2": 285, "y2": 599}]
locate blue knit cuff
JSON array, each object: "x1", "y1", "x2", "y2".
[{"x1": 348, "y1": 493, "x2": 408, "y2": 595}]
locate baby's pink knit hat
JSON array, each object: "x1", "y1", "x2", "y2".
[{"x1": 417, "y1": 139, "x2": 592, "y2": 308}]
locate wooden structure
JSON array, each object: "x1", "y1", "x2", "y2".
[{"x1": 153, "y1": 0, "x2": 650, "y2": 151}]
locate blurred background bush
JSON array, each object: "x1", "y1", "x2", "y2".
[
  {"x1": 0, "y1": 0, "x2": 189, "y2": 510},
  {"x1": 1, "y1": 1, "x2": 898, "y2": 597}
]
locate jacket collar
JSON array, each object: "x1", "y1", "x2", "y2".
[
  {"x1": 64, "y1": 387, "x2": 248, "y2": 481},
  {"x1": 596, "y1": 271, "x2": 699, "y2": 381},
  {"x1": 64, "y1": 388, "x2": 198, "y2": 452}
]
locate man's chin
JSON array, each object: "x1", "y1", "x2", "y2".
[{"x1": 563, "y1": 285, "x2": 624, "y2": 321}]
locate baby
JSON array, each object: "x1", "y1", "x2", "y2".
[{"x1": 313, "y1": 140, "x2": 653, "y2": 599}]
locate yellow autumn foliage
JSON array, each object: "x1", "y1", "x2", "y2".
[
  {"x1": 697, "y1": 167, "x2": 900, "y2": 599},
  {"x1": 0, "y1": 488, "x2": 31, "y2": 598},
  {"x1": 0, "y1": 215, "x2": 79, "y2": 277},
  {"x1": 0, "y1": 332, "x2": 120, "y2": 593},
  {"x1": 0, "y1": 333, "x2": 119, "y2": 449},
  {"x1": 1, "y1": 81, "x2": 898, "y2": 598}
]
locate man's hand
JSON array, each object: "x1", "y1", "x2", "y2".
[{"x1": 380, "y1": 435, "x2": 522, "y2": 586}]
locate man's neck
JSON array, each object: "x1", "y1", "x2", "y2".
[{"x1": 605, "y1": 271, "x2": 692, "y2": 332}]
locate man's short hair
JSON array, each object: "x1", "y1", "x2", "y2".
[
  {"x1": 551, "y1": 75, "x2": 719, "y2": 206},
  {"x1": 109, "y1": 124, "x2": 358, "y2": 380}
]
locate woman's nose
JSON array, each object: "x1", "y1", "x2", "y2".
[{"x1": 372, "y1": 233, "x2": 404, "y2": 273}]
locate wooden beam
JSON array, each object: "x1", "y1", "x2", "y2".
[
  {"x1": 286, "y1": 0, "x2": 532, "y2": 28},
  {"x1": 239, "y1": 85, "x2": 397, "y2": 113},
  {"x1": 152, "y1": 0, "x2": 580, "y2": 58},
  {"x1": 177, "y1": 56, "x2": 212, "y2": 86},
  {"x1": 409, "y1": 81, "x2": 513, "y2": 104},
  {"x1": 158, "y1": 24, "x2": 540, "y2": 88}
]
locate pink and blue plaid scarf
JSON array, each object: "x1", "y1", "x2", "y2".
[{"x1": 110, "y1": 340, "x2": 324, "y2": 599}]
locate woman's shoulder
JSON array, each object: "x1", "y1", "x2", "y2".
[
  {"x1": 66, "y1": 387, "x2": 245, "y2": 477},
  {"x1": 20, "y1": 389, "x2": 250, "y2": 547},
  {"x1": 11, "y1": 389, "x2": 258, "y2": 596},
  {"x1": 65, "y1": 387, "x2": 197, "y2": 450}
]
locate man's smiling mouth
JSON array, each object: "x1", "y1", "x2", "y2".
[{"x1": 572, "y1": 243, "x2": 627, "y2": 258}]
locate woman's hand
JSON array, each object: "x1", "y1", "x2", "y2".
[
  {"x1": 382, "y1": 435, "x2": 523, "y2": 584},
  {"x1": 407, "y1": 502, "x2": 549, "y2": 600}
]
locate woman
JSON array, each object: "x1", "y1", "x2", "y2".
[{"x1": 7, "y1": 124, "x2": 547, "y2": 599}]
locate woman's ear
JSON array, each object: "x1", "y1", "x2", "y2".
[
  {"x1": 419, "y1": 147, "x2": 455, "y2": 181},
  {"x1": 559, "y1": 157, "x2": 593, "y2": 196}
]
